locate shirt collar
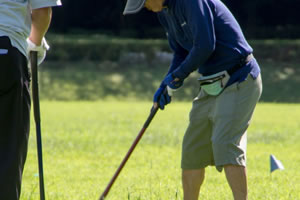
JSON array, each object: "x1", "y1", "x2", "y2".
[{"x1": 163, "y1": 0, "x2": 171, "y2": 8}]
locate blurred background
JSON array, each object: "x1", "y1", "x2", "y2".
[
  {"x1": 51, "y1": 0, "x2": 300, "y2": 39},
  {"x1": 41, "y1": 0, "x2": 300, "y2": 102}
]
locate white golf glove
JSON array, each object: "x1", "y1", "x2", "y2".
[
  {"x1": 167, "y1": 85, "x2": 175, "y2": 96},
  {"x1": 27, "y1": 37, "x2": 50, "y2": 65}
]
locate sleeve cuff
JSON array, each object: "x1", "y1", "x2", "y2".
[{"x1": 173, "y1": 68, "x2": 189, "y2": 80}]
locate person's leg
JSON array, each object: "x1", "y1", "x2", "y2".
[
  {"x1": 211, "y1": 69, "x2": 262, "y2": 199},
  {"x1": 0, "y1": 37, "x2": 30, "y2": 200},
  {"x1": 182, "y1": 169, "x2": 205, "y2": 200},
  {"x1": 181, "y1": 89, "x2": 214, "y2": 200},
  {"x1": 224, "y1": 165, "x2": 248, "y2": 200}
]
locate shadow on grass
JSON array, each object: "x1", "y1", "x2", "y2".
[
  {"x1": 259, "y1": 60, "x2": 300, "y2": 102},
  {"x1": 39, "y1": 60, "x2": 300, "y2": 102}
]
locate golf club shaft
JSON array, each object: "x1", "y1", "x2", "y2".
[
  {"x1": 99, "y1": 106, "x2": 159, "y2": 200},
  {"x1": 30, "y1": 51, "x2": 46, "y2": 200}
]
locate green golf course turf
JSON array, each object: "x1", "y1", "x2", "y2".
[{"x1": 20, "y1": 101, "x2": 300, "y2": 200}]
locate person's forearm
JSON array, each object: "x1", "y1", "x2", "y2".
[
  {"x1": 29, "y1": 7, "x2": 52, "y2": 45},
  {"x1": 167, "y1": 35, "x2": 188, "y2": 75}
]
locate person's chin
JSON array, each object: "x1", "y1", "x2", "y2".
[{"x1": 152, "y1": 7, "x2": 163, "y2": 12}]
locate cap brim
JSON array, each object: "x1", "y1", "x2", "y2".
[{"x1": 123, "y1": 0, "x2": 146, "y2": 15}]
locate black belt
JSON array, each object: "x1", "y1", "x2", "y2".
[{"x1": 227, "y1": 54, "x2": 254, "y2": 75}]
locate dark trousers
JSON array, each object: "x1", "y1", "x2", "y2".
[{"x1": 0, "y1": 36, "x2": 31, "y2": 200}]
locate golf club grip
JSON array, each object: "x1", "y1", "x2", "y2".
[
  {"x1": 99, "y1": 106, "x2": 159, "y2": 200},
  {"x1": 30, "y1": 51, "x2": 41, "y2": 123}
]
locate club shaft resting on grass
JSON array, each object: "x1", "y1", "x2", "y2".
[
  {"x1": 99, "y1": 106, "x2": 159, "y2": 200},
  {"x1": 31, "y1": 51, "x2": 46, "y2": 200}
]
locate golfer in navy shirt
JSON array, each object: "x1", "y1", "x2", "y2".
[{"x1": 123, "y1": 0, "x2": 262, "y2": 199}]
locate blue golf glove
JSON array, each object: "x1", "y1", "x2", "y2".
[
  {"x1": 153, "y1": 84, "x2": 171, "y2": 110},
  {"x1": 163, "y1": 73, "x2": 184, "y2": 89}
]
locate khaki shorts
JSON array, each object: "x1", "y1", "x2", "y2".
[{"x1": 181, "y1": 74, "x2": 262, "y2": 172}]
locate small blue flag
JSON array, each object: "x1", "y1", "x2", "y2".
[{"x1": 270, "y1": 155, "x2": 284, "y2": 173}]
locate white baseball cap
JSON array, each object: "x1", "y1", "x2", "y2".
[{"x1": 123, "y1": 0, "x2": 146, "y2": 15}]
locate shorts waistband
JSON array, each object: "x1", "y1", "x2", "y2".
[{"x1": 227, "y1": 54, "x2": 254, "y2": 75}]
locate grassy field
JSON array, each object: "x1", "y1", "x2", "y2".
[
  {"x1": 21, "y1": 47, "x2": 300, "y2": 199},
  {"x1": 39, "y1": 59, "x2": 300, "y2": 103},
  {"x1": 20, "y1": 101, "x2": 300, "y2": 200}
]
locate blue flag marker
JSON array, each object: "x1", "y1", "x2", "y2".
[{"x1": 270, "y1": 155, "x2": 284, "y2": 173}]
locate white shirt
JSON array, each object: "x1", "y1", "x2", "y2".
[{"x1": 0, "y1": 0, "x2": 62, "y2": 57}]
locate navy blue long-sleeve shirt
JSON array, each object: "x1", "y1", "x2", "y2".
[{"x1": 158, "y1": 0, "x2": 259, "y2": 80}]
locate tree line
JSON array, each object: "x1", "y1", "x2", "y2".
[{"x1": 51, "y1": 0, "x2": 300, "y2": 39}]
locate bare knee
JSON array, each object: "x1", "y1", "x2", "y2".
[
  {"x1": 182, "y1": 169, "x2": 205, "y2": 200},
  {"x1": 224, "y1": 165, "x2": 248, "y2": 200},
  {"x1": 182, "y1": 169, "x2": 205, "y2": 184}
]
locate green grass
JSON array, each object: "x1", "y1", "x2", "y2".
[
  {"x1": 20, "y1": 101, "x2": 300, "y2": 200},
  {"x1": 39, "y1": 59, "x2": 300, "y2": 102}
]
